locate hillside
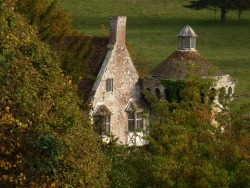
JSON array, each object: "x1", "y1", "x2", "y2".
[{"x1": 58, "y1": 0, "x2": 250, "y2": 108}]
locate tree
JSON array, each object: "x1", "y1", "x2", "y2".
[
  {"x1": 185, "y1": 0, "x2": 250, "y2": 22},
  {"x1": 231, "y1": 0, "x2": 250, "y2": 21},
  {"x1": 16, "y1": 0, "x2": 72, "y2": 40},
  {"x1": 0, "y1": 1, "x2": 108, "y2": 187},
  {"x1": 138, "y1": 63, "x2": 250, "y2": 187}
]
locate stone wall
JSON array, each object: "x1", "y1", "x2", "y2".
[{"x1": 89, "y1": 16, "x2": 141, "y2": 144}]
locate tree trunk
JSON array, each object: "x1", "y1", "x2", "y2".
[
  {"x1": 238, "y1": 10, "x2": 242, "y2": 22},
  {"x1": 220, "y1": 5, "x2": 227, "y2": 22}
]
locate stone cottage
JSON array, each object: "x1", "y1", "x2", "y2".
[
  {"x1": 50, "y1": 18, "x2": 235, "y2": 146},
  {"x1": 88, "y1": 16, "x2": 148, "y2": 146}
]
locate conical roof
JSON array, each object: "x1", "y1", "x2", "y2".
[
  {"x1": 178, "y1": 25, "x2": 198, "y2": 37},
  {"x1": 150, "y1": 51, "x2": 224, "y2": 79}
]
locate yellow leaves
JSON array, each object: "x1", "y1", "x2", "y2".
[
  {"x1": 7, "y1": 99, "x2": 13, "y2": 104},
  {"x1": 28, "y1": 119, "x2": 32, "y2": 125},
  {"x1": 68, "y1": 79, "x2": 72, "y2": 85},
  {"x1": 51, "y1": 182, "x2": 57, "y2": 187},
  {"x1": 1, "y1": 112, "x2": 14, "y2": 124},
  {"x1": 5, "y1": 106, "x2": 10, "y2": 112},
  {"x1": 0, "y1": 173, "x2": 26, "y2": 185},
  {"x1": 15, "y1": 119, "x2": 28, "y2": 128}
]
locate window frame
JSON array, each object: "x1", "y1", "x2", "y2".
[
  {"x1": 93, "y1": 115, "x2": 111, "y2": 136},
  {"x1": 127, "y1": 112, "x2": 144, "y2": 132},
  {"x1": 190, "y1": 37, "x2": 196, "y2": 49},
  {"x1": 183, "y1": 37, "x2": 190, "y2": 49},
  {"x1": 106, "y1": 78, "x2": 113, "y2": 92}
]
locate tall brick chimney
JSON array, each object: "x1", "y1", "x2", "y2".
[{"x1": 109, "y1": 16, "x2": 127, "y2": 46}]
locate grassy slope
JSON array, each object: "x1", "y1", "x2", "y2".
[{"x1": 58, "y1": 0, "x2": 250, "y2": 108}]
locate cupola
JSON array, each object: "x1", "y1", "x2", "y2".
[{"x1": 178, "y1": 25, "x2": 198, "y2": 51}]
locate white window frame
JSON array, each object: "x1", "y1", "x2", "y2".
[{"x1": 127, "y1": 112, "x2": 144, "y2": 132}]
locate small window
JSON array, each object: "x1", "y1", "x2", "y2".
[
  {"x1": 155, "y1": 88, "x2": 161, "y2": 99},
  {"x1": 209, "y1": 88, "x2": 216, "y2": 102},
  {"x1": 219, "y1": 87, "x2": 226, "y2": 104},
  {"x1": 94, "y1": 115, "x2": 111, "y2": 136},
  {"x1": 190, "y1": 38, "x2": 196, "y2": 49},
  {"x1": 128, "y1": 112, "x2": 135, "y2": 132},
  {"x1": 228, "y1": 87, "x2": 232, "y2": 95},
  {"x1": 127, "y1": 112, "x2": 143, "y2": 132},
  {"x1": 106, "y1": 78, "x2": 113, "y2": 92},
  {"x1": 183, "y1": 37, "x2": 190, "y2": 49},
  {"x1": 105, "y1": 115, "x2": 111, "y2": 133},
  {"x1": 136, "y1": 113, "x2": 143, "y2": 130}
]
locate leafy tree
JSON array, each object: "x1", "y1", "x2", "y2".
[
  {"x1": 0, "y1": 1, "x2": 108, "y2": 187},
  {"x1": 139, "y1": 65, "x2": 250, "y2": 187},
  {"x1": 16, "y1": 0, "x2": 72, "y2": 40},
  {"x1": 231, "y1": 0, "x2": 250, "y2": 21},
  {"x1": 186, "y1": 0, "x2": 250, "y2": 22}
]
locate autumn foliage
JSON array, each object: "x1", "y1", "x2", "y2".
[{"x1": 0, "y1": 1, "x2": 108, "y2": 187}]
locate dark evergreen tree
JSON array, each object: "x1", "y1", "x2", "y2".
[{"x1": 186, "y1": 0, "x2": 250, "y2": 22}]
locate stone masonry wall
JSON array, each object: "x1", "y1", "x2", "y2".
[
  {"x1": 89, "y1": 16, "x2": 141, "y2": 144},
  {"x1": 90, "y1": 45, "x2": 141, "y2": 144}
]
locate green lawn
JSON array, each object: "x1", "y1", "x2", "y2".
[{"x1": 58, "y1": 0, "x2": 250, "y2": 109}]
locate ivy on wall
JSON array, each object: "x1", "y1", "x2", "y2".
[
  {"x1": 160, "y1": 78, "x2": 212, "y2": 103},
  {"x1": 160, "y1": 79, "x2": 185, "y2": 102}
]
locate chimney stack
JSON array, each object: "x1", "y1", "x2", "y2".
[{"x1": 109, "y1": 16, "x2": 127, "y2": 46}]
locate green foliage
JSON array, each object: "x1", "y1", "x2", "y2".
[
  {"x1": 54, "y1": 35, "x2": 94, "y2": 84},
  {"x1": 101, "y1": 136, "x2": 153, "y2": 188},
  {"x1": 140, "y1": 73, "x2": 250, "y2": 187},
  {"x1": 16, "y1": 0, "x2": 72, "y2": 40},
  {"x1": 185, "y1": 0, "x2": 250, "y2": 22},
  {"x1": 102, "y1": 137, "x2": 137, "y2": 188},
  {"x1": 0, "y1": 1, "x2": 108, "y2": 187},
  {"x1": 160, "y1": 79, "x2": 185, "y2": 102}
]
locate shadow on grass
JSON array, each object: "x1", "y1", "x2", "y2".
[{"x1": 71, "y1": 15, "x2": 250, "y2": 34}]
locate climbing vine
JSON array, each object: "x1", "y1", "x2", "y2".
[
  {"x1": 160, "y1": 77, "x2": 212, "y2": 103},
  {"x1": 160, "y1": 79, "x2": 185, "y2": 102}
]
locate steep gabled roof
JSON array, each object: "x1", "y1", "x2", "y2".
[
  {"x1": 50, "y1": 35, "x2": 109, "y2": 101},
  {"x1": 150, "y1": 50, "x2": 225, "y2": 79}
]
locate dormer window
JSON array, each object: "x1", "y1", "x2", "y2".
[
  {"x1": 106, "y1": 78, "x2": 113, "y2": 92},
  {"x1": 93, "y1": 105, "x2": 112, "y2": 136},
  {"x1": 125, "y1": 101, "x2": 148, "y2": 146},
  {"x1": 127, "y1": 112, "x2": 143, "y2": 132},
  {"x1": 125, "y1": 101, "x2": 145, "y2": 132},
  {"x1": 94, "y1": 115, "x2": 110, "y2": 136}
]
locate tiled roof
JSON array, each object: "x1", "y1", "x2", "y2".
[
  {"x1": 150, "y1": 50, "x2": 225, "y2": 79},
  {"x1": 50, "y1": 35, "x2": 109, "y2": 101}
]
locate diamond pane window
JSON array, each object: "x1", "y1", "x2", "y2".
[
  {"x1": 128, "y1": 112, "x2": 135, "y2": 132},
  {"x1": 136, "y1": 113, "x2": 143, "y2": 130}
]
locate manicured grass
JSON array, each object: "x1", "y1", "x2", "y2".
[{"x1": 58, "y1": 0, "x2": 250, "y2": 109}]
